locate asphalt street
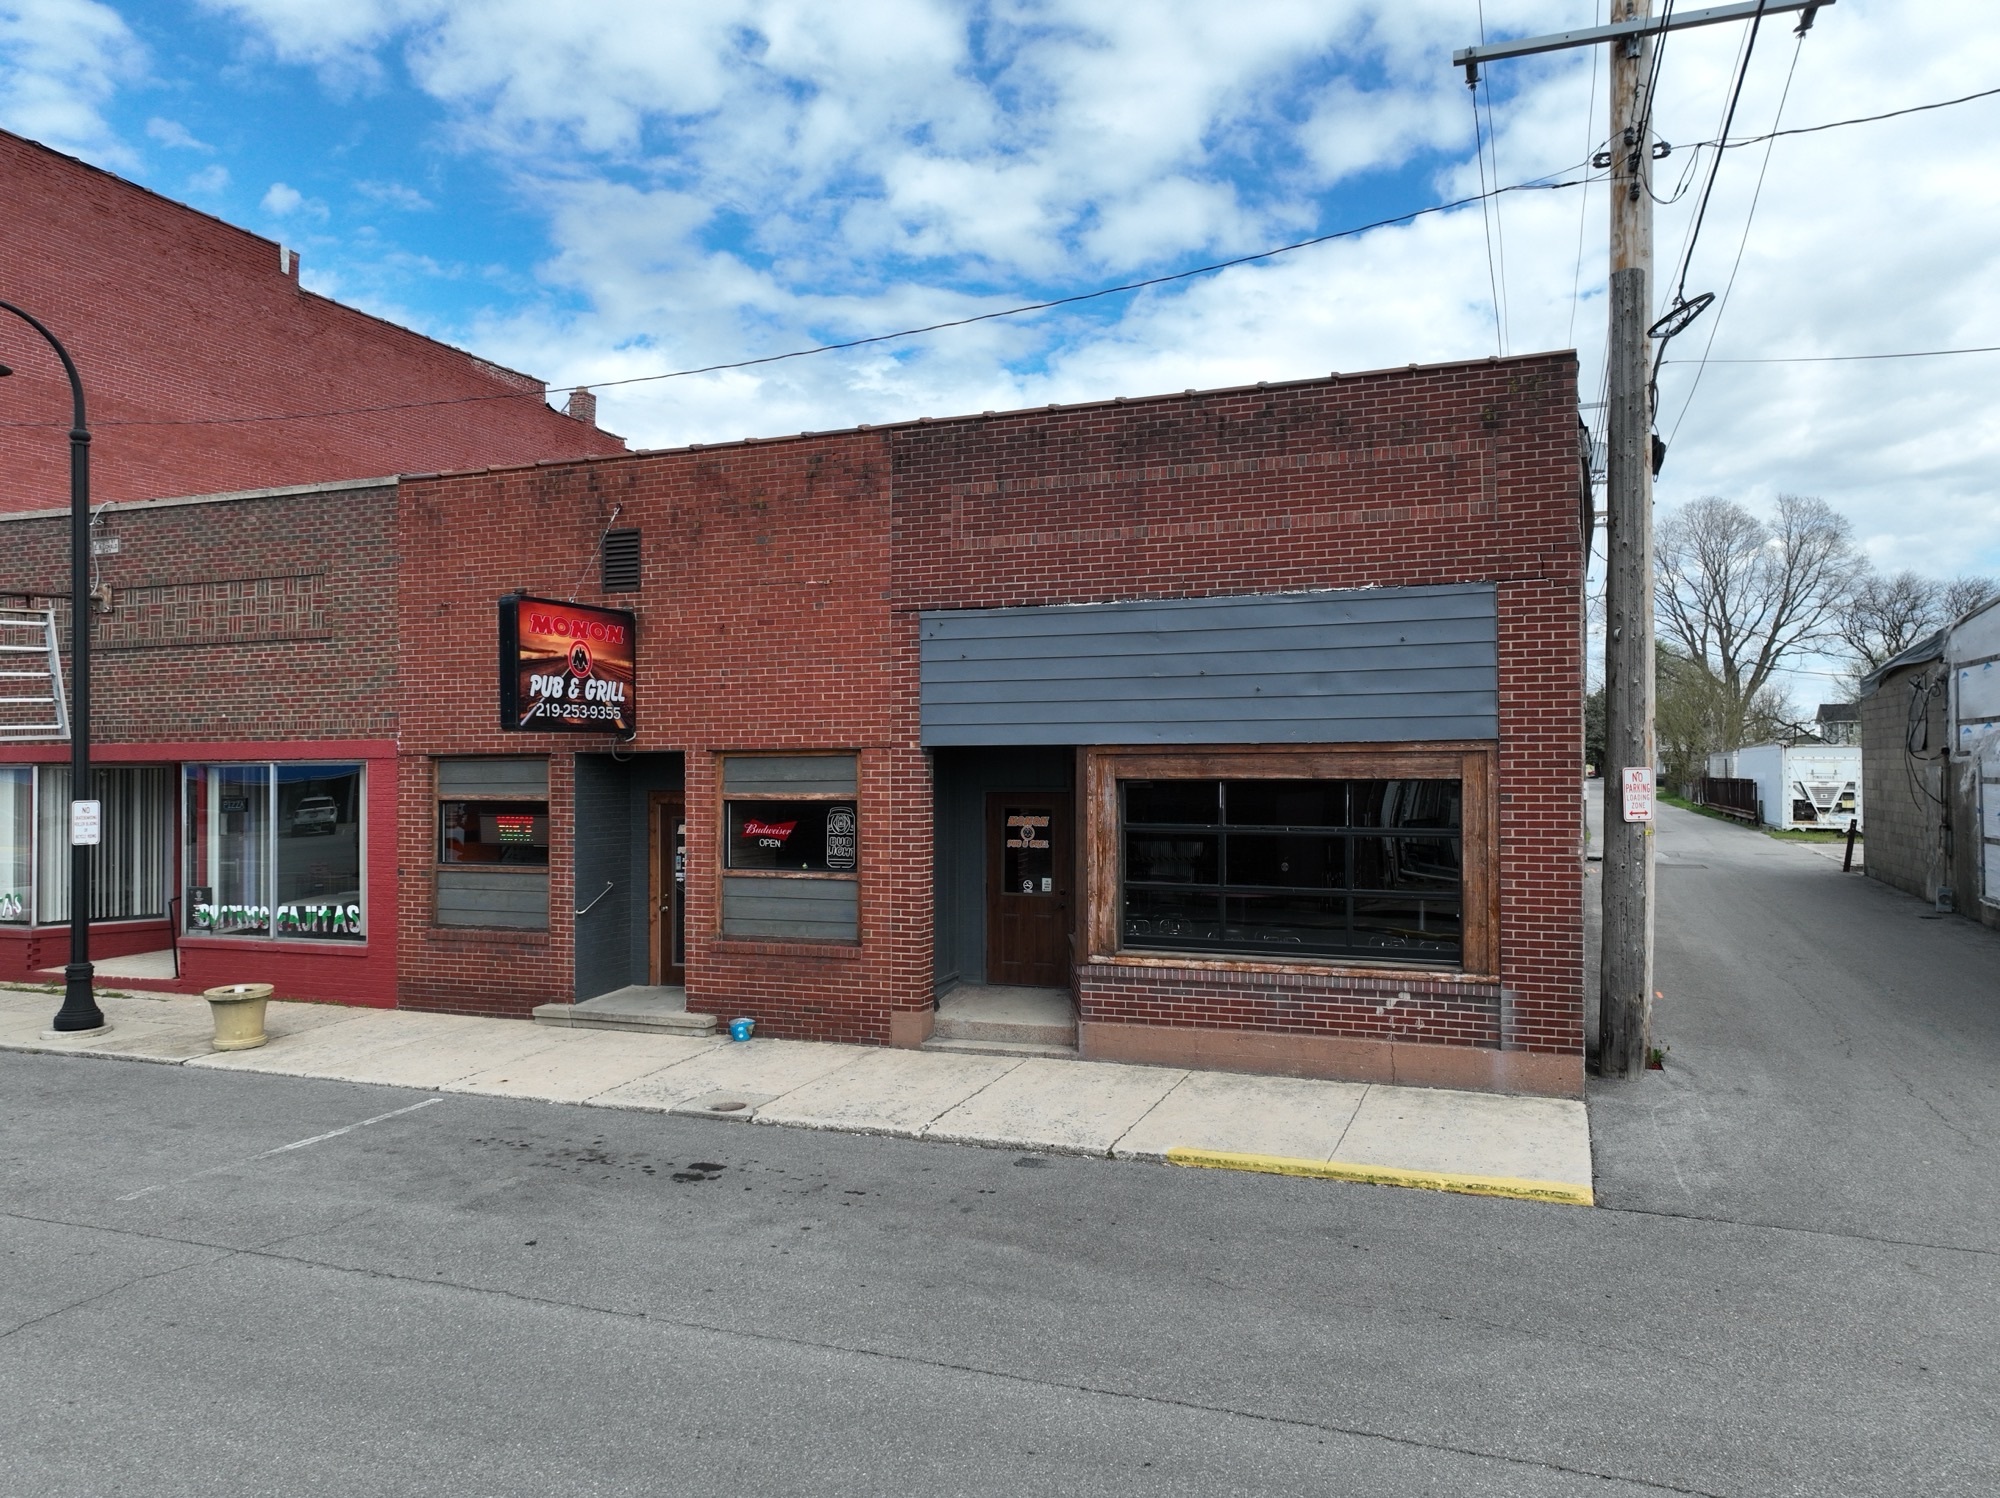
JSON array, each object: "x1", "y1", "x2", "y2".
[{"x1": 1, "y1": 800, "x2": 1994, "y2": 1496}]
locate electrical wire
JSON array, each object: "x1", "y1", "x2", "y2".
[
  {"x1": 1710, "y1": 83, "x2": 2000, "y2": 148},
  {"x1": 1666, "y1": 30, "x2": 1805, "y2": 447},
  {"x1": 1565, "y1": 1, "x2": 1605, "y2": 352},
  {"x1": 1470, "y1": 88, "x2": 1506, "y2": 356},
  {"x1": 1666, "y1": 344, "x2": 2000, "y2": 364},
  {"x1": 1474, "y1": 0, "x2": 1512, "y2": 354},
  {"x1": 3, "y1": 170, "x2": 1594, "y2": 432},
  {"x1": 1672, "y1": 5, "x2": 1768, "y2": 304}
]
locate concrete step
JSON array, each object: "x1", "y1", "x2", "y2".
[
  {"x1": 930, "y1": 1014, "x2": 1077, "y2": 1047},
  {"x1": 533, "y1": 985, "x2": 719, "y2": 1037},
  {"x1": 920, "y1": 1036, "x2": 1079, "y2": 1061},
  {"x1": 930, "y1": 984, "x2": 1077, "y2": 1049}
]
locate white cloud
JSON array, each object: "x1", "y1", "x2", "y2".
[
  {"x1": 145, "y1": 115, "x2": 210, "y2": 150},
  {"x1": 0, "y1": 0, "x2": 145, "y2": 161},
  {"x1": 203, "y1": 0, "x2": 2000, "y2": 594},
  {"x1": 260, "y1": 179, "x2": 327, "y2": 219},
  {"x1": 356, "y1": 178, "x2": 434, "y2": 210},
  {"x1": 187, "y1": 162, "x2": 230, "y2": 194}
]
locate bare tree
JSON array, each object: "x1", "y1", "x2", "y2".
[
  {"x1": 1654, "y1": 494, "x2": 1865, "y2": 751},
  {"x1": 1840, "y1": 571, "x2": 1998, "y2": 678}
]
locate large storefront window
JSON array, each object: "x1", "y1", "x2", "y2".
[
  {"x1": 1121, "y1": 778, "x2": 1463, "y2": 964},
  {"x1": 184, "y1": 763, "x2": 365, "y2": 939},
  {"x1": 21, "y1": 766, "x2": 173, "y2": 924}
]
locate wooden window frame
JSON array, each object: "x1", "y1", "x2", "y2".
[{"x1": 1082, "y1": 744, "x2": 1498, "y2": 980}]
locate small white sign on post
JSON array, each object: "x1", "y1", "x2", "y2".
[
  {"x1": 70, "y1": 798, "x2": 102, "y2": 847},
  {"x1": 1621, "y1": 767, "x2": 1655, "y2": 824}
]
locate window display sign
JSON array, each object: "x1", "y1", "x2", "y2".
[
  {"x1": 498, "y1": 595, "x2": 637, "y2": 734},
  {"x1": 726, "y1": 800, "x2": 858, "y2": 872}
]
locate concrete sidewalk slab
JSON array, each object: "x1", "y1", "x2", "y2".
[
  {"x1": 1334, "y1": 1084, "x2": 1592, "y2": 1184},
  {"x1": 319, "y1": 1017, "x2": 578, "y2": 1091},
  {"x1": 1111, "y1": 1069, "x2": 1369, "y2": 1162},
  {"x1": 926, "y1": 1056, "x2": 1186, "y2": 1155},
  {"x1": 188, "y1": 1010, "x2": 464, "y2": 1075},
  {"x1": 589, "y1": 1037, "x2": 863, "y2": 1114},
  {"x1": 755, "y1": 1048, "x2": 1022, "y2": 1137},
  {"x1": 446, "y1": 1029, "x2": 717, "y2": 1102}
]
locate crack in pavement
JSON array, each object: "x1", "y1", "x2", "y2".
[{"x1": 0, "y1": 1202, "x2": 1728, "y2": 1498}]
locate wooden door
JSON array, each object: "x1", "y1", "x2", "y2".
[
  {"x1": 648, "y1": 792, "x2": 686, "y2": 985},
  {"x1": 985, "y1": 793, "x2": 1072, "y2": 988}
]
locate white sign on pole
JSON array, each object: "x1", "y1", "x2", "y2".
[
  {"x1": 1621, "y1": 767, "x2": 1654, "y2": 824},
  {"x1": 70, "y1": 799, "x2": 102, "y2": 846}
]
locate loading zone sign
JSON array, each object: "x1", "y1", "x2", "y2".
[{"x1": 1621, "y1": 767, "x2": 1655, "y2": 824}]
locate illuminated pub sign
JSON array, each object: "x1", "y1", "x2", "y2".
[{"x1": 498, "y1": 595, "x2": 638, "y2": 733}]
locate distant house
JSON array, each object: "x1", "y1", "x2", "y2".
[
  {"x1": 1858, "y1": 597, "x2": 2000, "y2": 930},
  {"x1": 1814, "y1": 702, "x2": 1860, "y2": 746},
  {"x1": 0, "y1": 128, "x2": 624, "y2": 515}
]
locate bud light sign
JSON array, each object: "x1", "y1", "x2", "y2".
[{"x1": 498, "y1": 595, "x2": 638, "y2": 733}]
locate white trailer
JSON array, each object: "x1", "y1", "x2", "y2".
[{"x1": 1729, "y1": 743, "x2": 1862, "y2": 830}]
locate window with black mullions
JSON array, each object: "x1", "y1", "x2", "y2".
[{"x1": 1121, "y1": 778, "x2": 1463, "y2": 963}]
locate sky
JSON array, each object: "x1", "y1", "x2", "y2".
[{"x1": 3, "y1": 0, "x2": 1997, "y2": 696}]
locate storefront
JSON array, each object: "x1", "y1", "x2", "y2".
[{"x1": 1, "y1": 355, "x2": 1586, "y2": 1093}]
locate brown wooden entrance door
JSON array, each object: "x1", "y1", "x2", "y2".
[
  {"x1": 648, "y1": 792, "x2": 686, "y2": 985},
  {"x1": 985, "y1": 793, "x2": 1071, "y2": 988}
]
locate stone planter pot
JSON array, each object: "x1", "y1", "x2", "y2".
[{"x1": 203, "y1": 983, "x2": 273, "y2": 1051}]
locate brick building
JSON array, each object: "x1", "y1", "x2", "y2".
[
  {"x1": 0, "y1": 352, "x2": 1590, "y2": 1095},
  {"x1": 0, "y1": 128, "x2": 623, "y2": 515}
]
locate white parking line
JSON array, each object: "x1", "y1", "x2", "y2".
[{"x1": 117, "y1": 1096, "x2": 445, "y2": 1201}]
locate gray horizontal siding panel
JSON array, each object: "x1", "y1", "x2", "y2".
[
  {"x1": 721, "y1": 876, "x2": 858, "y2": 941},
  {"x1": 438, "y1": 758, "x2": 549, "y2": 797},
  {"x1": 920, "y1": 585, "x2": 1498, "y2": 748},
  {"x1": 723, "y1": 754, "x2": 858, "y2": 797},
  {"x1": 435, "y1": 870, "x2": 549, "y2": 929},
  {"x1": 929, "y1": 638, "x2": 1498, "y2": 680}
]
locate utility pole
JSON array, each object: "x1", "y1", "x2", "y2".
[{"x1": 1453, "y1": 0, "x2": 1831, "y2": 1077}]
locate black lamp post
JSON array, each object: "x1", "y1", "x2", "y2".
[{"x1": 0, "y1": 300, "x2": 105, "y2": 1034}]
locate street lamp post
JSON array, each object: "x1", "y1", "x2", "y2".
[{"x1": 0, "y1": 300, "x2": 105, "y2": 1034}]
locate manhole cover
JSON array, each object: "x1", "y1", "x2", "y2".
[{"x1": 708, "y1": 1100, "x2": 747, "y2": 1113}]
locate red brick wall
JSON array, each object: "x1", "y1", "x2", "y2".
[
  {"x1": 0, "y1": 130, "x2": 623, "y2": 516},
  {"x1": 889, "y1": 354, "x2": 1585, "y2": 1059},
  {"x1": 394, "y1": 441, "x2": 935, "y2": 1037}
]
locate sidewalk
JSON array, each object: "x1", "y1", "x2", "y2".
[{"x1": 0, "y1": 984, "x2": 1594, "y2": 1206}]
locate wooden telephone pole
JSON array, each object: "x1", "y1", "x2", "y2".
[{"x1": 1453, "y1": 0, "x2": 1831, "y2": 1077}]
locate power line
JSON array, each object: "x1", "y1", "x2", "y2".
[
  {"x1": 1666, "y1": 30, "x2": 1805, "y2": 447},
  {"x1": 1470, "y1": 87, "x2": 1506, "y2": 355},
  {"x1": 1666, "y1": 344, "x2": 2000, "y2": 364},
  {"x1": 1565, "y1": 1, "x2": 1604, "y2": 352},
  {"x1": 1670, "y1": 0, "x2": 1767, "y2": 305},
  {"x1": 1710, "y1": 83, "x2": 2000, "y2": 147},
  {"x1": 4, "y1": 170, "x2": 1592, "y2": 431}
]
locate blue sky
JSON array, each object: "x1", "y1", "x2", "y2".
[{"x1": 3, "y1": 0, "x2": 1998, "y2": 701}]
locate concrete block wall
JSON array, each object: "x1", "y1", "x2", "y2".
[{"x1": 1860, "y1": 665, "x2": 1946, "y2": 903}]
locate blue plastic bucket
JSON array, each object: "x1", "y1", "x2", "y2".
[{"x1": 728, "y1": 1016, "x2": 755, "y2": 1042}]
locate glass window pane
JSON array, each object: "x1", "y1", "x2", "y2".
[
  {"x1": 276, "y1": 764, "x2": 364, "y2": 940},
  {"x1": 1351, "y1": 897, "x2": 1462, "y2": 960},
  {"x1": 1224, "y1": 832, "x2": 1346, "y2": 889},
  {"x1": 1002, "y1": 806, "x2": 1056, "y2": 894},
  {"x1": 1222, "y1": 892, "x2": 1350, "y2": 957},
  {"x1": 1124, "y1": 831, "x2": 1219, "y2": 885},
  {"x1": 184, "y1": 765, "x2": 271, "y2": 935},
  {"x1": 1124, "y1": 780, "x2": 1219, "y2": 825},
  {"x1": 1352, "y1": 835, "x2": 1463, "y2": 893},
  {"x1": 1123, "y1": 886, "x2": 1223, "y2": 947},
  {"x1": 0, "y1": 767, "x2": 28, "y2": 923},
  {"x1": 1224, "y1": 780, "x2": 1347, "y2": 827},
  {"x1": 34, "y1": 766, "x2": 172, "y2": 923},
  {"x1": 439, "y1": 800, "x2": 550, "y2": 865},
  {"x1": 1352, "y1": 779, "x2": 1461, "y2": 830},
  {"x1": 725, "y1": 800, "x2": 858, "y2": 872}
]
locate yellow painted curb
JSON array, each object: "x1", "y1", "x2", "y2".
[{"x1": 1165, "y1": 1147, "x2": 1594, "y2": 1207}]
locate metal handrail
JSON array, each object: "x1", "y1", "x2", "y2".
[{"x1": 575, "y1": 881, "x2": 615, "y2": 917}]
